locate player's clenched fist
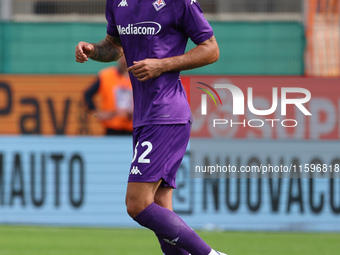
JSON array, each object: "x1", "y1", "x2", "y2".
[
  {"x1": 128, "y1": 59, "x2": 166, "y2": 82},
  {"x1": 75, "y1": 42, "x2": 94, "y2": 63}
]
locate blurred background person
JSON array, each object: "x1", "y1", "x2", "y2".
[{"x1": 84, "y1": 55, "x2": 133, "y2": 135}]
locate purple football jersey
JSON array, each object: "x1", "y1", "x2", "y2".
[{"x1": 106, "y1": 0, "x2": 214, "y2": 127}]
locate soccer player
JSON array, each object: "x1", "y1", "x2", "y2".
[{"x1": 75, "y1": 0, "x2": 226, "y2": 254}]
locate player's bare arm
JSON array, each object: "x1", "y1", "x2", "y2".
[
  {"x1": 75, "y1": 35, "x2": 123, "y2": 63},
  {"x1": 128, "y1": 36, "x2": 219, "y2": 82}
]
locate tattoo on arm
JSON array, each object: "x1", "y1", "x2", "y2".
[{"x1": 90, "y1": 35, "x2": 123, "y2": 62}]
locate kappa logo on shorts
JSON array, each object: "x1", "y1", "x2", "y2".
[
  {"x1": 191, "y1": 0, "x2": 197, "y2": 5},
  {"x1": 130, "y1": 166, "x2": 142, "y2": 175},
  {"x1": 118, "y1": 0, "x2": 128, "y2": 7},
  {"x1": 153, "y1": 0, "x2": 166, "y2": 11}
]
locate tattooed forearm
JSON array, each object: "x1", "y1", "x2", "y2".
[{"x1": 90, "y1": 35, "x2": 123, "y2": 62}]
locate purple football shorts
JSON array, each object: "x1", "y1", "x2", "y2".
[{"x1": 128, "y1": 122, "x2": 190, "y2": 188}]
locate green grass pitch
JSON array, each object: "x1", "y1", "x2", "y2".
[{"x1": 0, "y1": 226, "x2": 339, "y2": 255}]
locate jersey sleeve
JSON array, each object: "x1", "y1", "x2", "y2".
[
  {"x1": 106, "y1": 0, "x2": 119, "y2": 37},
  {"x1": 175, "y1": 0, "x2": 214, "y2": 45}
]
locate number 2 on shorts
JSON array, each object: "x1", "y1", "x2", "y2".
[{"x1": 132, "y1": 141, "x2": 153, "y2": 163}]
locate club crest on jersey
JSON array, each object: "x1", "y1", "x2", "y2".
[{"x1": 153, "y1": 0, "x2": 166, "y2": 11}]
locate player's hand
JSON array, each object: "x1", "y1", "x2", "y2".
[
  {"x1": 127, "y1": 59, "x2": 166, "y2": 82},
  {"x1": 75, "y1": 42, "x2": 94, "y2": 63}
]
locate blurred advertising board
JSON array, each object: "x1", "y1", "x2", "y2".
[
  {"x1": 0, "y1": 137, "x2": 339, "y2": 231},
  {"x1": 2, "y1": 76, "x2": 339, "y2": 139},
  {"x1": 1, "y1": 76, "x2": 340, "y2": 231},
  {"x1": 0, "y1": 75, "x2": 105, "y2": 135}
]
